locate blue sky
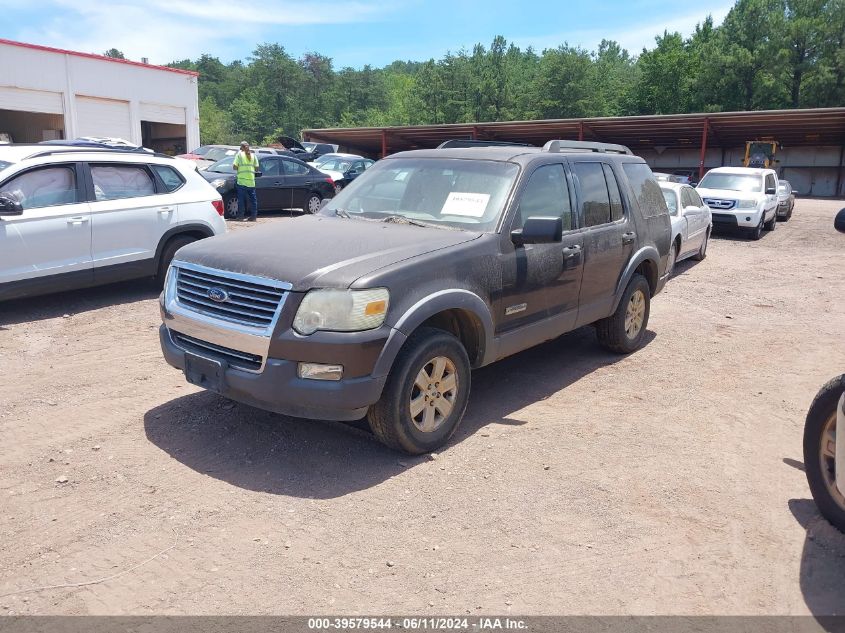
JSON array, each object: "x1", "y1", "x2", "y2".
[{"x1": 4, "y1": 0, "x2": 734, "y2": 69}]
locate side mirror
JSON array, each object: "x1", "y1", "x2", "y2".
[
  {"x1": 835, "y1": 208, "x2": 845, "y2": 234},
  {"x1": 765, "y1": 186, "x2": 777, "y2": 195},
  {"x1": 511, "y1": 216, "x2": 562, "y2": 246},
  {"x1": 0, "y1": 194, "x2": 23, "y2": 216}
]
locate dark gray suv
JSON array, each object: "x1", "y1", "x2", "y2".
[{"x1": 159, "y1": 141, "x2": 672, "y2": 453}]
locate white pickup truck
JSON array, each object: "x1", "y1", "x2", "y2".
[{"x1": 696, "y1": 166, "x2": 779, "y2": 240}]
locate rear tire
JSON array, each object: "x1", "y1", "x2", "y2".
[
  {"x1": 156, "y1": 235, "x2": 196, "y2": 288},
  {"x1": 693, "y1": 229, "x2": 709, "y2": 261},
  {"x1": 367, "y1": 327, "x2": 471, "y2": 454},
  {"x1": 595, "y1": 273, "x2": 650, "y2": 354},
  {"x1": 304, "y1": 192, "x2": 322, "y2": 214},
  {"x1": 803, "y1": 374, "x2": 845, "y2": 533},
  {"x1": 223, "y1": 193, "x2": 238, "y2": 219}
]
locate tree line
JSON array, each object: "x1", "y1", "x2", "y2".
[{"x1": 158, "y1": 0, "x2": 845, "y2": 146}]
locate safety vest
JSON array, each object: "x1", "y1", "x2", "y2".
[{"x1": 233, "y1": 151, "x2": 259, "y2": 188}]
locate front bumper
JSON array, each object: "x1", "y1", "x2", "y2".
[
  {"x1": 160, "y1": 325, "x2": 387, "y2": 421},
  {"x1": 711, "y1": 209, "x2": 763, "y2": 228}
]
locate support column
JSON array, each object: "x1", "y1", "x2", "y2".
[
  {"x1": 472, "y1": 126, "x2": 479, "y2": 140},
  {"x1": 836, "y1": 143, "x2": 845, "y2": 198},
  {"x1": 381, "y1": 130, "x2": 388, "y2": 158},
  {"x1": 699, "y1": 118, "x2": 710, "y2": 181},
  {"x1": 578, "y1": 121, "x2": 584, "y2": 142}
]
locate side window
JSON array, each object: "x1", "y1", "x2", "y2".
[
  {"x1": 514, "y1": 164, "x2": 573, "y2": 231},
  {"x1": 602, "y1": 164, "x2": 624, "y2": 221},
  {"x1": 765, "y1": 174, "x2": 776, "y2": 192},
  {"x1": 150, "y1": 165, "x2": 185, "y2": 193},
  {"x1": 0, "y1": 166, "x2": 78, "y2": 210},
  {"x1": 283, "y1": 160, "x2": 309, "y2": 176},
  {"x1": 259, "y1": 158, "x2": 280, "y2": 177},
  {"x1": 91, "y1": 164, "x2": 155, "y2": 201},
  {"x1": 680, "y1": 188, "x2": 692, "y2": 209},
  {"x1": 621, "y1": 162, "x2": 668, "y2": 218},
  {"x1": 572, "y1": 162, "x2": 611, "y2": 227},
  {"x1": 690, "y1": 189, "x2": 704, "y2": 207}
]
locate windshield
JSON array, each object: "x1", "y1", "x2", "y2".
[
  {"x1": 660, "y1": 188, "x2": 678, "y2": 215},
  {"x1": 204, "y1": 148, "x2": 236, "y2": 162},
  {"x1": 322, "y1": 157, "x2": 519, "y2": 231},
  {"x1": 190, "y1": 145, "x2": 212, "y2": 156},
  {"x1": 698, "y1": 172, "x2": 762, "y2": 193},
  {"x1": 302, "y1": 142, "x2": 316, "y2": 152},
  {"x1": 206, "y1": 155, "x2": 235, "y2": 173},
  {"x1": 319, "y1": 158, "x2": 354, "y2": 172}
]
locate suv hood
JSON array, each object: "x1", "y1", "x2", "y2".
[
  {"x1": 175, "y1": 215, "x2": 482, "y2": 291},
  {"x1": 696, "y1": 187, "x2": 762, "y2": 200}
]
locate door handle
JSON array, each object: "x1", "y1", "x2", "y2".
[
  {"x1": 67, "y1": 216, "x2": 89, "y2": 225},
  {"x1": 562, "y1": 244, "x2": 582, "y2": 267},
  {"x1": 157, "y1": 206, "x2": 174, "y2": 214},
  {"x1": 305, "y1": 181, "x2": 314, "y2": 186},
  {"x1": 622, "y1": 231, "x2": 636, "y2": 244},
  {"x1": 274, "y1": 181, "x2": 285, "y2": 186}
]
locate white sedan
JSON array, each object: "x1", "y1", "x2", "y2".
[{"x1": 659, "y1": 181, "x2": 713, "y2": 276}]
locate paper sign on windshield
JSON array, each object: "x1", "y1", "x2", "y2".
[{"x1": 441, "y1": 192, "x2": 490, "y2": 217}]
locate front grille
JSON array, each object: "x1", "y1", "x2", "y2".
[
  {"x1": 172, "y1": 331, "x2": 263, "y2": 371},
  {"x1": 703, "y1": 198, "x2": 736, "y2": 210},
  {"x1": 712, "y1": 213, "x2": 739, "y2": 226},
  {"x1": 175, "y1": 267, "x2": 286, "y2": 328}
]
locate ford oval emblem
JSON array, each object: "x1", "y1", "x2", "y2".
[{"x1": 207, "y1": 287, "x2": 229, "y2": 303}]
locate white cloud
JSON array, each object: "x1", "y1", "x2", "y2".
[
  {"x1": 512, "y1": 4, "x2": 734, "y2": 56},
  {"x1": 15, "y1": 0, "x2": 397, "y2": 64}
]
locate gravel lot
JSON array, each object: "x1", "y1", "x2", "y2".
[{"x1": 1, "y1": 198, "x2": 844, "y2": 617}]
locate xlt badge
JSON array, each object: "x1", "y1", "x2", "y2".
[{"x1": 505, "y1": 303, "x2": 527, "y2": 315}]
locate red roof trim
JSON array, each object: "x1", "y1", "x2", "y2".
[{"x1": 0, "y1": 38, "x2": 199, "y2": 77}]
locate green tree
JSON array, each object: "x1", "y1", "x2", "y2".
[{"x1": 103, "y1": 48, "x2": 125, "y2": 59}]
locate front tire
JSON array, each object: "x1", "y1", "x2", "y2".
[
  {"x1": 764, "y1": 211, "x2": 777, "y2": 231},
  {"x1": 803, "y1": 375, "x2": 845, "y2": 533},
  {"x1": 367, "y1": 327, "x2": 471, "y2": 454},
  {"x1": 749, "y1": 215, "x2": 764, "y2": 240},
  {"x1": 595, "y1": 273, "x2": 650, "y2": 354},
  {"x1": 223, "y1": 193, "x2": 238, "y2": 219},
  {"x1": 666, "y1": 241, "x2": 678, "y2": 278}
]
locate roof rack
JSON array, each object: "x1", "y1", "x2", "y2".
[
  {"x1": 542, "y1": 140, "x2": 632, "y2": 155},
  {"x1": 437, "y1": 139, "x2": 534, "y2": 149},
  {"x1": 24, "y1": 146, "x2": 174, "y2": 160}
]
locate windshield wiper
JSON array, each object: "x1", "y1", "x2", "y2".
[
  {"x1": 381, "y1": 215, "x2": 440, "y2": 229},
  {"x1": 334, "y1": 208, "x2": 351, "y2": 218}
]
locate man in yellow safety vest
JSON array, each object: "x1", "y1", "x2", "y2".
[{"x1": 232, "y1": 141, "x2": 259, "y2": 221}]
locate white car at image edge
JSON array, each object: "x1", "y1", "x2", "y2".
[
  {"x1": 0, "y1": 144, "x2": 226, "y2": 301},
  {"x1": 696, "y1": 166, "x2": 779, "y2": 240}
]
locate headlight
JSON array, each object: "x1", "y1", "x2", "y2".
[
  {"x1": 737, "y1": 199, "x2": 759, "y2": 209},
  {"x1": 293, "y1": 288, "x2": 389, "y2": 335},
  {"x1": 210, "y1": 178, "x2": 227, "y2": 189}
]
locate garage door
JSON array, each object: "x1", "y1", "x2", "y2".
[
  {"x1": 139, "y1": 102, "x2": 185, "y2": 125},
  {"x1": 75, "y1": 96, "x2": 132, "y2": 140},
  {"x1": 0, "y1": 87, "x2": 63, "y2": 114}
]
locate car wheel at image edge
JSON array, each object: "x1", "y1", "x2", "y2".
[
  {"x1": 367, "y1": 327, "x2": 471, "y2": 454},
  {"x1": 803, "y1": 374, "x2": 845, "y2": 533},
  {"x1": 595, "y1": 273, "x2": 651, "y2": 354},
  {"x1": 156, "y1": 235, "x2": 196, "y2": 288}
]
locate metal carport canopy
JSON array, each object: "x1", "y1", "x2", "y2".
[{"x1": 302, "y1": 107, "x2": 845, "y2": 157}]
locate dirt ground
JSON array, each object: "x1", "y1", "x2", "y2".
[{"x1": 1, "y1": 198, "x2": 844, "y2": 617}]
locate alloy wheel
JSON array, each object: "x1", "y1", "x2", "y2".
[
  {"x1": 409, "y1": 356, "x2": 458, "y2": 433},
  {"x1": 624, "y1": 290, "x2": 646, "y2": 339},
  {"x1": 819, "y1": 412, "x2": 845, "y2": 510}
]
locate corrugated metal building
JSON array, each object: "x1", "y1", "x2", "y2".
[
  {"x1": 303, "y1": 108, "x2": 845, "y2": 197},
  {"x1": 0, "y1": 39, "x2": 199, "y2": 154}
]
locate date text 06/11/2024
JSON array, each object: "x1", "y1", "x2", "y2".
[{"x1": 307, "y1": 617, "x2": 528, "y2": 630}]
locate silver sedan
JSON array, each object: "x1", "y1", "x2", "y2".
[{"x1": 659, "y1": 181, "x2": 713, "y2": 276}]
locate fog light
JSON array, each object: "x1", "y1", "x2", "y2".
[
  {"x1": 746, "y1": 216, "x2": 751, "y2": 221},
  {"x1": 298, "y1": 363, "x2": 343, "y2": 381}
]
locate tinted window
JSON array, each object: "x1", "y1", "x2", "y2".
[
  {"x1": 151, "y1": 165, "x2": 184, "y2": 192},
  {"x1": 622, "y1": 163, "x2": 668, "y2": 218},
  {"x1": 661, "y1": 188, "x2": 678, "y2": 215},
  {"x1": 283, "y1": 160, "x2": 309, "y2": 176},
  {"x1": 0, "y1": 166, "x2": 77, "y2": 209},
  {"x1": 573, "y1": 162, "x2": 611, "y2": 227},
  {"x1": 603, "y1": 164, "x2": 624, "y2": 221},
  {"x1": 259, "y1": 157, "x2": 280, "y2": 177},
  {"x1": 514, "y1": 164, "x2": 573, "y2": 230},
  {"x1": 91, "y1": 164, "x2": 155, "y2": 201}
]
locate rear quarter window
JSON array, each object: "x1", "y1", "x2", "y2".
[
  {"x1": 622, "y1": 163, "x2": 669, "y2": 218},
  {"x1": 151, "y1": 165, "x2": 185, "y2": 192}
]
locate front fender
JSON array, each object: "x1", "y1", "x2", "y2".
[{"x1": 372, "y1": 289, "x2": 495, "y2": 377}]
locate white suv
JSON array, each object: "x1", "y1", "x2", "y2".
[
  {"x1": 696, "y1": 166, "x2": 779, "y2": 240},
  {"x1": 0, "y1": 145, "x2": 226, "y2": 301}
]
